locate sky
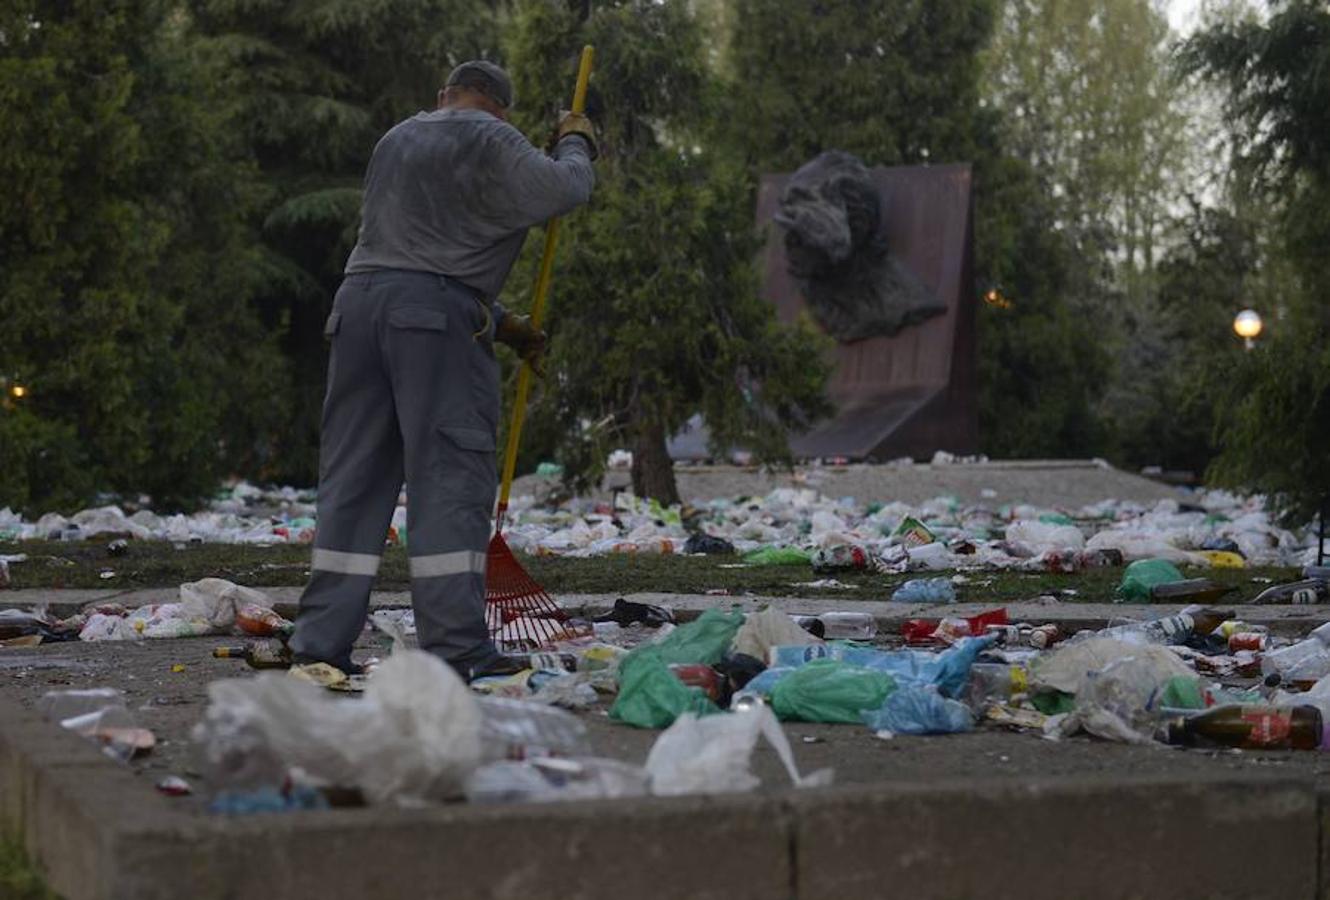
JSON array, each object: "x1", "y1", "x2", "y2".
[{"x1": 1166, "y1": 0, "x2": 1205, "y2": 34}]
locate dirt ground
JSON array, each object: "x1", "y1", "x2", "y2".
[{"x1": 6, "y1": 631, "x2": 1330, "y2": 818}]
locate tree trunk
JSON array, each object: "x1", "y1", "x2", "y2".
[{"x1": 630, "y1": 420, "x2": 680, "y2": 505}]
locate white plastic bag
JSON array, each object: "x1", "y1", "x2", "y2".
[
  {"x1": 645, "y1": 706, "x2": 832, "y2": 796},
  {"x1": 79, "y1": 613, "x2": 140, "y2": 642},
  {"x1": 1005, "y1": 520, "x2": 1085, "y2": 553},
  {"x1": 1030, "y1": 637, "x2": 1193, "y2": 696},
  {"x1": 732, "y1": 607, "x2": 820, "y2": 660},
  {"x1": 1070, "y1": 656, "x2": 1174, "y2": 744},
  {"x1": 179, "y1": 578, "x2": 273, "y2": 630},
  {"x1": 193, "y1": 649, "x2": 482, "y2": 805},
  {"x1": 466, "y1": 757, "x2": 649, "y2": 804}
]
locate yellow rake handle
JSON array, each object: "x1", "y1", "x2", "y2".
[{"x1": 496, "y1": 45, "x2": 594, "y2": 521}]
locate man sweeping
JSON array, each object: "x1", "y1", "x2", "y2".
[{"x1": 289, "y1": 60, "x2": 597, "y2": 680}]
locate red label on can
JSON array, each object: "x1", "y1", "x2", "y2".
[
  {"x1": 1241, "y1": 709, "x2": 1292, "y2": 747},
  {"x1": 1228, "y1": 632, "x2": 1266, "y2": 653}
]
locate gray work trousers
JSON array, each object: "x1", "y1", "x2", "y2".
[{"x1": 290, "y1": 269, "x2": 502, "y2": 676}]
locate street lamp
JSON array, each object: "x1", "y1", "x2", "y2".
[{"x1": 1233, "y1": 309, "x2": 1263, "y2": 350}]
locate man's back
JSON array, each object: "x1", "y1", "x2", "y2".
[{"x1": 345, "y1": 108, "x2": 594, "y2": 298}]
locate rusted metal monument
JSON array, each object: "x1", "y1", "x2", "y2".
[{"x1": 670, "y1": 150, "x2": 977, "y2": 461}]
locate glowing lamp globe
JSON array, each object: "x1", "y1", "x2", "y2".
[{"x1": 1233, "y1": 309, "x2": 1263, "y2": 341}]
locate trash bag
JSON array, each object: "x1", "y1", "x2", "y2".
[
  {"x1": 862, "y1": 684, "x2": 972, "y2": 735},
  {"x1": 1117, "y1": 559, "x2": 1184, "y2": 602},
  {"x1": 1070, "y1": 656, "x2": 1177, "y2": 744},
  {"x1": 179, "y1": 578, "x2": 274, "y2": 630},
  {"x1": 1005, "y1": 520, "x2": 1085, "y2": 553},
  {"x1": 742, "y1": 546, "x2": 811, "y2": 566},
  {"x1": 192, "y1": 650, "x2": 482, "y2": 805},
  {"x1": 683, "y1": 533, "x2": 736, "y2": 555},
  {"x1": 769, "y1": 659, "x2": 896, "y2": 724},
  {"x1": 732, "y1": 607, "x2": 820, "y2": 660},
  {"x1": 648, "y1": 608, "x2": 745, "y2": 666},
  {"x1": 1030, "y1": 637, "x2": 1194, "y2": 696},
  {"x1": 645, "y1": 705, "x2": 832, "y2": 795},
  {"x1": 609, "y1": 650, "x2": 721, "y2": 729},
  {"x1": 766, "y1": 635, "x2": 991, "y2": 700}
]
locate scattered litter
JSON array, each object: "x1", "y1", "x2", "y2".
[{"x1": 156, "y1": 775, "x2": 193, "y2": 796}]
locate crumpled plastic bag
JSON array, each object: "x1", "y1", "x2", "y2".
[
  {"x1": 609, "y1": 650, "x2": 720, "y2": 729},
  {"x1": 645, "y1": 705, "x2": 832, "y2": 795},
  {"x1": 179, "y1": 578, "x2": 274, "y2": 630},
  {"x1": 1117, "y1": 558, "x2": 1184, "y2": 603},
  {"x1": 862, "y1": 684, "x2": 972, "y2": 735},
  {"x1": 79, "y1": 613, "x2": 141, "y2": 642},
  {"x1": 1085, "y1": 531, "x2": 1208, "y2": 566},
  {"x1": 731, "y1": 607, "x2": 820, "y2": 660},
  {"x1": 1005, "y1": 520, "x2": 1085, "y2": 553},
  {"x1": 192, "y1": 649, "x2": 482, "y2": 805},
  {"x1": 769, "y1": 659, "x2": 897, "y2": 724},
  {"x1": 1066, "y1": 656, "x2": 1190, "y2": 744},
  {"x1": 1030, "y1": 637, "x2": 1194, "y2": 696},
  {"x1": 466, "y1": 757, "x2": 650, "y2": 803}
]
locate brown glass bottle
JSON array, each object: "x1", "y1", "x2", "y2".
[
  {"x1": 1166, "y1": 704, "x2": 1323, "y2": 750},
  {"x1": 212, "y1": 643, "x2": 291, "y2": 669},
  {"x1": 1149, "y1": 579, "x2": 1237, "y2": 604}
]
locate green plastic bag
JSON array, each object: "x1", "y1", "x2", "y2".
[
  {"x1": 609, "y1": 650, "x2": 719, "y2": 728},
  {"x1": 607, "y1": 608, "x2": 742, "y2": 728},
  {"x1": 769, "y1": 659, "x2": 896, "y2": 724},
  {"x1": 1029, "y1": 690, "x2": 1076, "y2": 716},
  {"x1": 1117, "y1": 558, "x2": 1185, "y2": 602},
  {"x1": 742, "y1": 546, "x2": 811, "y2": 566},
  {"x1": 1157, "y1": 676, "x2": 1206, "y2": 710},
  {"x1": 650, "y1": 608, "x2": 745, "y2": 666}
]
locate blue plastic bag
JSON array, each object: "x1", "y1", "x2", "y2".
[{"x1": 862, "y1": 685, "x2": 972, "y2": 735}]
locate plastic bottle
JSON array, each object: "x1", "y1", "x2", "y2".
[
  {"x1": 965, "y1": 663, "x2": 1028, "y2": 707},
  {"x1": 1099, "y1": 607, "x2": 1230, "y2": 645},
  {"x1": 1260, "y1": 621, "x2": 1330, "y2": 678},
  {"x1": 1252, "y1": 580, "x2": 1329, "y2": 606},
  {"x1": 477, "y1": 696, "x2": 591, "y2": 761},
  {"x1": 235, "y1": 605, "x2": 294, "y2": 638},
  {"x1": 794, "y1": 612, "x2": 878, "y2": 640},
  {"x1": 1165, "y1": 704, "x2": 1324, "y2": 750},
  {"x1": 892, "y1": 578, "x2": 956, "y2": 604}
]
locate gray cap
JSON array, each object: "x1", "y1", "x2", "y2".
[{"x1": 445, "y1": 60, "x2": 514, "y2": 109}]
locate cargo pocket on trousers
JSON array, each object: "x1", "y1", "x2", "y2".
[
  {"x1": 436, "y1": 425, "x2": 498, "y2": 505},
  {"x1": 388, "y1": 307, "x2": 447, "y2": 332}
]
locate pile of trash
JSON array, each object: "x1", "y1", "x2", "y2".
[
  {"x1": 0, "y1": 482, "x2": 1322, "y2": 570},
  {"x1": 129, "y1": 565, "x2": 1325, "y2": 812},
  {"x1": 0, "y1": 578, "x2": 292, "y2": 648}
]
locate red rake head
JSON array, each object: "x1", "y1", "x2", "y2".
[{"x1": 485, "y1": 532, "x2": 569, "y2": 648}]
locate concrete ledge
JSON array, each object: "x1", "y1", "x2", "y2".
[
  {"x1": 6, "y1": 590, "x2": 1329, "y2": 639},
  {"x1": 4, "y1": 695, "x2": 1330, "y2": 899},
  {"x1": 791, "y1": 776, "x2": 1318, "y2": 900}
]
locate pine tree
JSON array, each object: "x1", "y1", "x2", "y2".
[
  {"x1": 0, "y1": 0, "x2": 286, "y2": 512},
  {"x1": 502, "y1": 0, "x2": 831, "y2": 504}
]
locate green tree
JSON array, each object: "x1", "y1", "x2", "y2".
[
  {"x1": 191, "y1": 0, "x2": 500, "y2": 483},
  {"x1": 503, "y1": 0, "x2": 831, "y2": 503},
  {"x1": 724, "y1": 0, "x2": 995, "y2": 171},
  {"x1": 1183, "y1": 0, "x2": 1330, "y2": 523},
  {"x1": 0, "y1": 0, "x2": 286, "y2": 513},
  {"x1": 720, "y1": 0, "x2": 1112, "y2": 459}
]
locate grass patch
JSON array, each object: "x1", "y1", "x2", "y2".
[
  {"x1": 0, "y1": 540, "x2": 1300, "y2": 604},
  {"x1": 0, "y1": 835, "x2": 57, "y2": 900}
]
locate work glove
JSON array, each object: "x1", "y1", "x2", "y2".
[
  {"x1": 495, "y1": 313, "x2": 548, "y2": 375},
  {"x1": 548, "y1": 110, "x2": 598, "y2": 160}
]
